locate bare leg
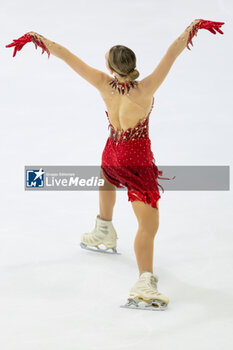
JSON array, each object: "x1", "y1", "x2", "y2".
[
  {"x1": 99, "y1": 169, "x2": 116, "y2": 221},
  {"x1": 131, "y1": 199, "x2": 159, "y2": 275}
]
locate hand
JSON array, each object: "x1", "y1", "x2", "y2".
[
  {"x1": 185, "y1": 19, "x2": 201, "y2": 32},
  {"x1": 197, "y1": 20, "x2": 225, "y2": 34},
  {"x1": 27, "y1": 32, "x2": 51, "y2": 50},
  {"x1": 186, "y1": 19, "x2": 225, "y2": 50},
  {"x1": 5, "y1": 31, "x2": 51, "y2": 58}
]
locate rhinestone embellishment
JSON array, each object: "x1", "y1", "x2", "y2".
[{"x1": 109, "y1": 76, "x2": 138, "y2": 95}]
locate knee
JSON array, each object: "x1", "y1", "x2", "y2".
[{"x1": 138, "y1": 221, "x2": 159, "y2": 238}]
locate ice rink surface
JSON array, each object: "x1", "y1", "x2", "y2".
[{"x1": 1, "y1": 0, "x2": 233, "y2": 349}]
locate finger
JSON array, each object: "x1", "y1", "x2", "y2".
[
  {"x1": 5, "y1": 43, "x2": 16, "y2": 48},
  {"x1": 211, "y1": 21, "x2": 225, "y2": 25},
  {"x1": 215, "y1": 27, "x2": 224, "y2": 34},
  {"x1": 13, "y1": 46, "x2": 17, "y2": 57},
  {"x1": 207, "y1": 27, "x2": 217, "y2": 34},
  {"x1": 212, "y1": 23, "x2": 225, "y2": 32}
]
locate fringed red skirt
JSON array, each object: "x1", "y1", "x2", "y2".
[{"x1": 101, "y1": 136, "x2": 165, "y2": 209}]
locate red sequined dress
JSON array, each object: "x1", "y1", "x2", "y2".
[{"x1": 101, "y1": 97, "x2": 166, "y2": 209}]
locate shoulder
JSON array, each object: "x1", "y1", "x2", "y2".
[{"x1": 98, "y1": 73, "x2": 113, "y2": 91}]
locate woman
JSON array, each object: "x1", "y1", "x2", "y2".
[
  {"x1": 6, "y1": 18, "x2": 224, "y2": 310},
  {"x1": 80, "y1": 19, "x2": 201, "y2": 311}
]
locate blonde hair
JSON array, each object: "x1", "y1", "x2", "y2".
[{"x1": 108, "y1": 45, "x2": 139, "y2": 81}]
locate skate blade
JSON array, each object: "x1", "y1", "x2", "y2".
[
  {"x1": 80, "y1": 243, "x2": 121, "y2": 255},
  {"x1": 120, "y1": 297, "x2": 167, "y2": 311}
]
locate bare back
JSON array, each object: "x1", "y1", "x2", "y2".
[{"x1": 99, "y1": 76, "x2": 154, "y2": 132}]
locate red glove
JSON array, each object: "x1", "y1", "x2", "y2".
[
  {"x1": 5, "y1": 32, "x2": 50, "y2": 58},
  {"x1": 187, "y1": 19, "x2": 225, "y2": 50}
]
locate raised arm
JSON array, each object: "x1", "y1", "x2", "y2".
[
  {"x1": 61, "y1": 49, "x2": 109, "y2": 90},
  {"x1": 20, "y1": 32, "x2": 109, "y2": 90},
  {"x1": 140, "y1": 19, "x2": 201, "y2": 95}
]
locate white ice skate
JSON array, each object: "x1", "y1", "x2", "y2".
[
  {"x1": 120, "y1": 271, "x2": 169, "y2": 311},
  {"x1": 80, "y1": 214, "x2": 120, "y2": 254}
]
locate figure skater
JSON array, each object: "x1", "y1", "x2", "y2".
[{"x1": 6, "y1": 18, "x2": 224, "y2": 310}]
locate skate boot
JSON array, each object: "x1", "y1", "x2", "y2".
[
  {"x1": 80, "y1": 214, "x2": 120, "y2": 254},
  {"x1": 121, "y1": 271, "x2": 169, "y2": 311}
]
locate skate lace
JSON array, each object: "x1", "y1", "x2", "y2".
[
  {"x1": 83, "y1": 217, "x2": 117, "y2": 242},
  {"x1": 91, "y1": 220, "x2": 108, "y2": 235},
  {"x1": 134, "y1": 275, "x2": 162, "y2": 296},
  {"x1": 149, "y1": 275, "x2": 162, "y2": 295}
]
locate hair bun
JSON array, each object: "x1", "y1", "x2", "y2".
[
  {"x1": 129, "y1": 67, "x2": 135, "y2": 73},
  {"x1": 128, "y1": 68, "x2": 139, "y2": 81}
]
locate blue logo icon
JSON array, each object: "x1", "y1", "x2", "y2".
[{"x1": 26, "y1": 168, "x2": 45, "y2": 188}]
